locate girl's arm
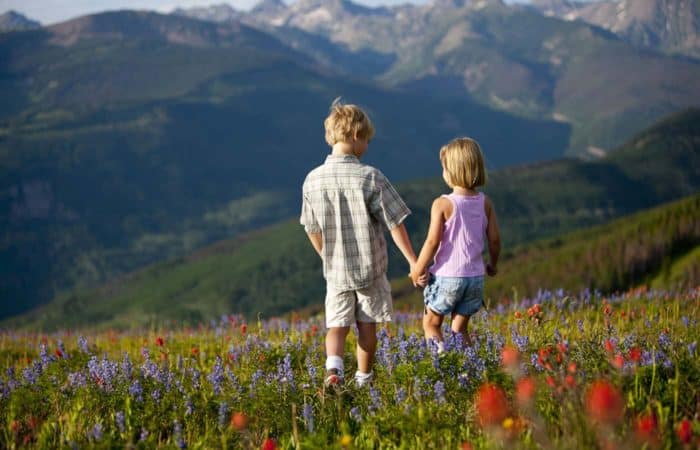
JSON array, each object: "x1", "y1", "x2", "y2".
[
  {"x1": 410, "y1": 197, "x2": 450, "y2": 286},
  {"x1": 484, "y1": 196, "x2": 501, "y2": 276}
]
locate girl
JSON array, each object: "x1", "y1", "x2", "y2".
[{"x1": 410, "y1": 137, "x2": 501, "y2": 352}]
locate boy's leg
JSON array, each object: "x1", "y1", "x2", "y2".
[
  {"x1": 356, "y1": 321, "x2": 377, "y2": 374},
  {"x1": 423, "y1": 307, "x2": 445, "y2": 352},
  {"x1": 325, "y1": 326, "x2": 350, "y2": 377}
]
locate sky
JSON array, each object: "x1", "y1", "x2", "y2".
[{"x1": 0, "y1": 0, "x2": 534, "y2": 25}]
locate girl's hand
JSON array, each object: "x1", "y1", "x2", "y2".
[{"x1": 486, "y1": 264, "x2": 498, "y2": 277}]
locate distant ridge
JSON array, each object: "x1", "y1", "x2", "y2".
[{"x1": 0, "y1": 10, "x2": 40, "y2": 32}]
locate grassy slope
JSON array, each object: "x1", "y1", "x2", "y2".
[{"x1": 5, "y1": 108, "x2": 699, "y2": 331}]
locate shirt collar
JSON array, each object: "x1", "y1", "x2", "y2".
[{"x1": 325, "y1": 154, "x2": 360, "y2": 164}]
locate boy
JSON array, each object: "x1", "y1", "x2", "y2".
[{"x1": 300, "y1": 99, "x2": 419, "y2": 388}]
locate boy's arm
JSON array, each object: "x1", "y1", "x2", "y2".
[
  {"x1": 410, "y1": 197, "x2": 449, "y2": 286},
  {"x1": 306, "y1": 232, "x2": 323, "y2": 258},
  {"x1": 485, "y1": 196, "x2": 501, "y2": 276},
  {"x1": 389, "y1": 223, "x2": 417, "y2": 268}
]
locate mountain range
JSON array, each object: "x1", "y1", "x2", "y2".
[
  {"x1": 175, "y1": 0, "x2": 700, "y2": 157},
  {"x1": 530, "y1": 0, "x2": 700, "y2": 59}
]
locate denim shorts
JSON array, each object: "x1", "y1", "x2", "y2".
[{"x1": 423, "y1": 274, "x2": 484, "y2": 316}]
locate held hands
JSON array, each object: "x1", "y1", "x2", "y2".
[
  {"x1": 409, "y1": 262, "x2": 429, "y2": 288},
  {"x1": 486, "y1": 263, "x2": 498, "y2": 277}
]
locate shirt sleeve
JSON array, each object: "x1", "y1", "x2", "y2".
[
  {"x1": 369, "y1": 171, "x2": 411, "y2": 229},
  {"x1": 300, "y1": 189, "x2": 321, "y2": 234}
]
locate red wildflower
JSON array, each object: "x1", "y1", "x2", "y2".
[
  {"x1": 629, "y1": 347, "x2": 642, "y2": 363},
  {"x1": 568, "y1": 362, "x2": 577, "y2": 374},
  {"x1": 677, "y1": 418, "x2": 692, "y2": 444},
  {"x1": 585, "y1": 380, "x2": 624, "y2": 424},
  {"x1": 240, "y1": 324, "x2": 248, "y2": 335},
  {"x1": 155, "y1": 337, "x2": 164, "y2": 347},
  {"x1": 55, "y1": 349, "x2": 63, "y2": 359},
  {"x1": 501, "y1": 346, "x2": 519, "y2": 367},
  {"x1": 516, "y1": 377, "x2": 536, "y2": 406},
  {"x1": 191, "y1": 347, "x2": 199, "y2": 356},
  {"x1": 475, "y1": 383, "x2": 509, "y2": 426},
  {"x1": 604, "y1": 340, "x2": 615, "y2": 353},
  {"x1": 603, "y1": 304, "x2": 612, "y2": 316},
  {"x1": 557, "y1": 343, "x2": 568, "y2": 354},
  {"x1": 514, "y1": 311, "x2": 522, "y2": 319},
  {"x1": 545, "y1": 376, "x2": 556, "y2": 388},
  {"x1": 231, "y1": 412, "x2": 248, "y2": 431},
  {"x1": 261, "y1": 438, "x2": 277, "y2": 450},
  {"x1": 635, "y1": 414, "x2": 657, "y2": 442},
  {"x1": 461, "y1": 442, "x2": 474, "y2": 450},
  {"x1": 565, "y1": 375, "x2": 576, "y2": 388},
  {"x1": 311, "y1": 325, "x2": 318, "y2": 336},
  {"x1": 612, "y1": 354, "x2": 625, "y2": 370},
  {"x1": 10, "y1": 420, "x2": 20, "y2": 433}
]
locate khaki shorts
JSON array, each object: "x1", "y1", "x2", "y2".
[{"x1": 325, "y1": 275, "x2": 393, "y2": 328}]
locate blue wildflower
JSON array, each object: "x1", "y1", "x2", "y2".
[
  {"x1": 434, "y1": 381, "x2": 446, "y2": 404},
  {"x1": 115, "y1": 411, "x2": 125, "y2": 433},
  {"x1": 302, "y1": 403, "x2": 314, "y2": 433}
]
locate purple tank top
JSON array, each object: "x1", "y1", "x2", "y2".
[{"x1": 430, "y1": 192, "x2": 487, "y2": 277}]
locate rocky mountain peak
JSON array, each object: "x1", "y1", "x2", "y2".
[{"x1": 0, "y1": 10, "x2": 41, "y2": 32}]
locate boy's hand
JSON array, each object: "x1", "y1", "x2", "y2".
[
  {"x1": 486, "y1": 263, "x2": 498, "y2": 277},
  {"x1": 409, "y1": 264, "x2": 429, "y2": 288}
]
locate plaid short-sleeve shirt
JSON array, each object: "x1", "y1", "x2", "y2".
[{"x1": 300, "y1": 154, "x2": 411, "y2": 290}]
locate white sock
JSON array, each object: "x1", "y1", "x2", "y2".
[
  {"x1": 355, "y1": 371, "x2": 373, "y2": 387},
  {"x1": 326, "y1": 355, "x2": 344, "y2": 377},
  {"x1": 437, "y1": 341, "x2": 445, "y2": 354}
]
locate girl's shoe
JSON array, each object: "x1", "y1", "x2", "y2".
[{"x1": 324, "y1": 368, "x2": 343, "y2": 388}]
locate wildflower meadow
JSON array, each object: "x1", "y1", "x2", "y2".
[{"x1": 1, "y1": 287, "x2": 698, "y2": 449}]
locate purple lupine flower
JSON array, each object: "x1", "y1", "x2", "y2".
[
  {"x1": 6, "y1": 367, "x2": 19, "y2": 391},
  {"x1": 218, "y1": 402, "x2": 228, "y2": 427},
  {"x1": 129, "y1": 379, "x2": 143, "y2": 401},
  {"x1": 553, "y1": 328, "x2": 561, "y2": 342},
  {"x1": 173, "y1": 420, "x2": 187, "y2": 449},
  {"x1": 89, "y1": 423, "x2": 103, "y2": 441},
  {"x1": 185, "y1": 397, "x2": 194, "y2": 416},
  {"x1": 191, "y1": 368, "x2": 201, "y2": 390},
  {"x1": 577, "y1": 320, "x2": 584, "y2": 333},
  {"x1": 434, "y1": 381, "x2": 446, "y2": 404},
  {"x1": 141, "y1": 347, "x2": 150, "y2": 360},
  {"x1": 305, "y1": 356, "x2": 318, "y2": 383},
  {"x1": 88, "y1": 356, "x2": 119, "y2": 392},
  {"x1": 208, "y1": 357, "x2": 225, "y2": 395},
  {"x1": 658, "y1": 332, "x2": 671, "y2": 349},
  {"x1": 511, "y1": 327, "x2": 529, "y2": 352},
  {"x1": 121, "y1": 353, "x2": 133, "y2": 380},
  {"x1": 22, "y1": 362, "x2": 41, "y2": 385},
  {"x1": 277, "y1": 354, "x2": 295, "y2": 390},
  {"x1": 39, "y1": 343, "x2": 54, "y2": 369},
  {"x1": 689, "y1": 342, "x2": 697, "y2": 357},
  {"x1": 68, "y1": 371, "x2": 87, "y2": 389},
  {"x1": 395, "y1": 386, "x2": 407, "y2": 405},
  {"x1": 682, "y1": 316, "x2": 689, "y2": 327},
  {"x1": 369, "y1": 386, "x2": 382, "y2": 412},
  {"x1": 349, "y1": 406, "x2": 362, "y2": 423},
  {"x1": 151, "y1": 389, "x2": 161, "y2": 402},
  {"x1": 531, "y1": 353, "x2": 544, "y2": 372},
  {"x1": 302, "y1": 403, "x2": 314, "y2": 432},
  {"x1": 398, "y1": 339, "x2": 409, "y2": 361},
  {"x1": 78, "y1": 336, "x2": 90, "y2": 354},
  {"x1": 249, "y1": 369, "x2": 264, "y2": 397},
  {"x1": 115, "y1": 411, "x2": 125, "y2": 433},
  {"x1": 140, "y1": 428, "x2": 149, "y2": 442},
  {"x1": 458, "y1": 372, "x2": 470, "y2": 389}
]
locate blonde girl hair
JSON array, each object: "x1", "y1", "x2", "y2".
[
  {"x1": 324, "y1": 98, "x2": 375, "y2": 146},
  {"x1": 439, "y1": 137, "x2": 487, "y2": 189}
]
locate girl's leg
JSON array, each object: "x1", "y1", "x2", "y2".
[
  {"x1": 356, "y1": 321, "x2": 377, "y2": 374},
  {"x1": 451, "y1": 314, "x2": 471, "y2": 346},
  {"x1": 423, "y1": 307, "x2": 445, "y2": 351}
]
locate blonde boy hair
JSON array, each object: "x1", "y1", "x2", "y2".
[
  {"x1": 439, "y1": 137, "x2": 487, "y2": 189},
  {"x1": 324, "y1": 98, "x2": 375, "y2": 146}
]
